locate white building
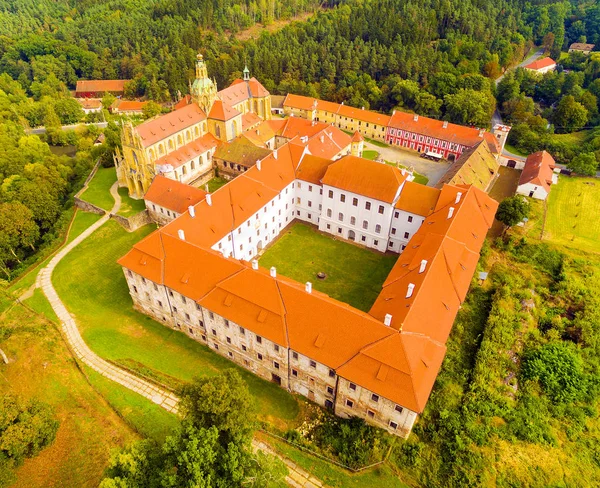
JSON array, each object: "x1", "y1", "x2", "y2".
[{"x1": 516, "y1": 150, "x2": 557, "y2": 200}]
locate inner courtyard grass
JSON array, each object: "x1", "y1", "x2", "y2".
[
  {"x1": 80, "y1": 167, "x2": 117, "y2": 210},
  {"x1": 206, "y1": 176, "x2": 228, "y2": 192},
  {"x1": 544, "y1": 176, "x2": 600, "y2": 254},
  {"x1": 52, "y1": 220, "x2": 300, "y2": 430},
  {"x1": 259, "y1": 222, "x2": 398, "y2": 311}
]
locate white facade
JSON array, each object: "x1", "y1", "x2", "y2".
[
  {"x1": 294, "y1": 180, "x2": 323, "y2": 227},
  {"x1": 388, "y1": 209, "x2": 426, "y2": 252},
  {"x1": 317, "y1": 184, "x2": 403, "y2": 253},
  {"x1": 516, "y1": 182, "x2": 549, "y2": 200}
]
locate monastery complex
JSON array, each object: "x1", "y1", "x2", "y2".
[{"x1": 116, "y1": 54, "x2": 501, "y2": 437}]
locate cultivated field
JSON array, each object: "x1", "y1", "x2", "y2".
[
  {"x1": 259, "y1": 222, "x2": 398, "y2": 311},
  {"x1": 544, "y1": 177, "x2": 600, "y2": 254}
]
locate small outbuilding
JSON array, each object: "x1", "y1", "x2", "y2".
[
  {"x1": 516, "y1": 150, "x2": 557, "y2": 200},
  {"x1": 569, "y1": 43, "x2": 595, "y2": 55},
  {"x1": 523, "y1": 57, "x2": 557, "y2": 74}
]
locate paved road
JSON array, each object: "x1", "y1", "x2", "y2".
[
  {"x1": 27, "y1": 121, "x2": 108, "y2": 135},
  {"x1": 363, "y1": 142, "x2": 451, "y2": 186},
  {"x1": 37, "y1": 182, "x2": 326, "y2": 488}
]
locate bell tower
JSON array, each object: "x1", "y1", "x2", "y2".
[{"x1": 190, "y1": 53, "x2": 218, "y2": 115}]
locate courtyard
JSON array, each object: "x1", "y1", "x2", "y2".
[{"x1": 258, "y1": 222, "x2": 398, "y2": 312}]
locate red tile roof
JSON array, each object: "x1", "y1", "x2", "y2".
[
  {"x1": 519, "y1": 150, "x2": 555, "y2": 192},
  {"x1": 75, "y1": 79, "x2": 130, "y2": 94},
  {"x1": 111, "y1": 100, "x2": 148, "y2": 113},
  {"x1": 321, "y1": 156, "x2": 408, "y2": 203},
  {"x1": 524, "y1": 57, "x2": 556, "y2": 71},
  {"x1": 208, "y1": 100, "x2": 241, "y2": 121},
  {"x1": 352, "y1": 131, "x2": 364, "y2": 142},
  {"x1": 136, "y1": 104, "x2": 207, "y2": 148},
  {"x1": 153, "y1": 133, "x2": 219, "y2": 170},
  {"x1": 388, "y1": 110, "x2": 488, "y2": 148},
  {"x1": 144, "y1": 175, "x2": 207, "y2": 213},
  {"x1": 395, "y1": 181, "x2": 441, "y2": 216}
]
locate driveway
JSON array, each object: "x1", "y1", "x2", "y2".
[{"x1": 363, "y1": 141, "x2": 451, "y2": 186}]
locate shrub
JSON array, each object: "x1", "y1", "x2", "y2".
[{"x1": 521, "y1": 341, "x2": 589, "y2": 404}]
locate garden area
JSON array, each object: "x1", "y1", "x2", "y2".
[{"x1": 259, "y1": 222, "x2": 398, "y2": 311}]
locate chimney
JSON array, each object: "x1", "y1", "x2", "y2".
[
  {"x1": 273, "y1": 150, "x2": 278, "y2": 160},
  {"x1": 312, "y1": 120, "x2": 316, "y2": 126},
  {"x1": 270, "y1": 266, "x2": 277, "y2": 278},
  {"x1": 478, "y1": 129, "x2": 484, "y2": 137},
  {"x1": 206, "y1": 193, "x2": 212, "y2": 206},
  {"x1": 256, "y1": 159, "x2": 262, "y2": 171},
  {"x1": 443, "y1": 120, "x2": 448, "y2": 128},
  {"x1": 455, "y1": 192, "x2": 462, "y2": 204},
  {"x1": 384, "y1": 314, "x2": 393, "y2": 326},
  {"x1": 392, "y1": 110, "x2": 396, "y2": 115},
  {"x1": 447, "y1": 206, "x2": 455, "y2": 219},
  {"x1": 251, "y1": 260, "x2": 258, "y2": 270},
  {"x1": 256, "y1": 129, "x2": 260, "y2": 135},
  {"x1": 320, "y1": 135, "x2": 324, "y2": 143},
  {"x1": 177, "y1": 229, "x2": 185, "y2": 241},
  {"x1": 188, "y1": 205, "x2": 195, "y2": 218},
  {"x1": 204, "y1": 184, "x2": 209, "y2": 192},
  {"x1": 341, "y1": 101, "x2": 344, "y2": 105},
  {"x1": 406, "y1": 283, "x2": 415, "y2": 298},
  {"x1": 419, "y1": 259, "x2": 427, "y2": 273},
  {"x1": 413, "y1": 114, "x2": 418, "y2": 122},
  {"x1": 361, "y1": 106, "x2": 365, "y2": 110},
  {"x1": 305, "y1": 282, "x2": 312, "y2": 294}
]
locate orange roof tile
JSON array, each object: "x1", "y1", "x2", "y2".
[
  {"x1": 321, "y1": 156, "x2": 407, "y2": 203},
  {"x1": 524, "y1": 57, "x2": 556, "y2": 71},
  {"x1": 295, "y1": 155, "x2": 336, "y2": 185},
  {"x1": 389, "y1": 110, "x2": 489, "y2": 148},
  {"x1": 208, "y1": 100, "x2": 241, "y2": 121},
  {"x1": 337, "y1": 104, "x2": 391, "y2": 126},
  {"x1": 144, "y1": 175, "x2": 207, "y2": 213},
  {"x1": 154, "y1": 133, "x2": 220, "y2": 170},
  {"x1": 436, "y1": 141, "x2": 499, "y2": 191},
  {"x1": 218, "y1": 81, "x2": 250, "y2": 106},
  {"x1": 75, "y1": 79, "x2": 129, "y2": 94},
  {"x1": 112, "y1": 100, "x2": 148, "y2": 112},
  {"x1": 352, "y1": 130, "x2": 364, "y2": 142},
  {"x1": 519, "y1": 150, "x2": 555, "y2": 192},
  {"x1": 395, "y1": 181, "x2": 441, "y2": 216},
  {"x1": 174, "y1": 95, "x2": 191, "y2": 110},
  {"x1": 242, "y1": 111, "x2": 262, "y2": 131},
  {"x1": 243, "y1": 121, "x2": 278, "y2": 148},
  {"x1": 136, "y1": 104, "x2": 207, "y2": 148},
  {"x1": 283, "y1": 93, "x2": 316, "y2": 111}
]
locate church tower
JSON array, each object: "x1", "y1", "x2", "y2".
[{"x1": 190, "y1": 53, "x2": 218, "y2": 115}]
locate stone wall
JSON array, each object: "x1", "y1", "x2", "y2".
[
  {"x1": 110, "y1": 210, "x2": 153, "y2": 231},
  {"x1": 74, "y1": 197, "x2": 106, "y2": 215}
]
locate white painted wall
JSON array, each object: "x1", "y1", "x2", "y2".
[{"x1": 517, "y1": 182, "x2": 549, "y2": 200}]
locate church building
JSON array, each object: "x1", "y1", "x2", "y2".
[{"x1": 115, "y1": 54, "x2": 272, "y2": 198}]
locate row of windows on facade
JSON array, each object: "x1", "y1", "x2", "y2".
[
  {"x1": 313, "y1": 114, "x2": 386, "y2": 131},
  {"x1": 387, "y1": 131, "x2": 461, "y2": 151},
  {"x1": 129, "y1": 275, "x2": 407, "y2": 431},
  {"x1": 221, "y1": 161, "x2": 248, "y2": 172},
  {"x1": 326, "y1": 190, "x2": 386, "y2": 213},
  {"x1": 149, "y1": 123, "x2": 208, "y2": 159},
  {"x1": 321, "y1": 223, "x2": 408, "y2": 250}
]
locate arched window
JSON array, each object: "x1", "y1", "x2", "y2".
[
  {"x1": 182, "y1": 165, "x2": 187, "y2": 175},
  {"x1": 326, "y1": 209, "x2": 332, "y2": 218},
  {"x1": 159, "y1": 144, "x2": 165, "y2": 155},
  {"x1": 186, "y1": 130, "x2": 191, "y2": 141},
  {"x1": 203, "y1": 122, "x2": 207, "y2": 132},
  {"x1": 177, "y1": 134, "x2": 183, "y2": 146},
  {"x1": 168, "y1": 139, "x2": 174, "y2": 151},
  {"x1": 191, "y1": 160, "x2": 196, "y2": 170},
  {"x1": 338, "y1": 213, "x2": 343, "y2": 222},
  {"x1": 350, "y1": 216, "x2": 356, "y2": 225},
  {"x1": 215, "y1": 125, "x2": 221, "y2": 138},
  {"x1": 149, "y1": 149, "x2": 156, "y2": 161},
  {"x1": 375, "y1": 224, "x2": 381, "y2": 234},
  {"x1": 195, "y1": 126, "x2": 200, "y2": 137},
  {"x1": 362, "y1": 220, "x2": 368, "y2": 230}
]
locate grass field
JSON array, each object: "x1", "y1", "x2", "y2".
[
  {"x1": 207, "y1": 176, "x2": 228, "y2": 193},
  {"x1": 80, "y1": 167, "x2": 117, "y2": 210},
  {"x1": 52, "y1": 220, "x2": 301, "y2": 430},
  {"x1": 259, "y1": 223, "x2": 397, "y2": 311},
  {"x1": 362, "y1": 149, "x2": 379, "y2": 160},
  {"x1": 117, "y1": 187, "x2": 146, "y2": 217},
  {"x1": 544, "y1": 176, "x2": 600, "y2": 254},
  {"x1": 1, "y1": 298, "x2": 137, "y2": 488}
]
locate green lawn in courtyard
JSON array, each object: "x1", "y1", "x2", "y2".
[
  {"x1": 362, "y1": 150, "x2": 379, "y2": 160},
  {"x1": 52, "y1": 220, "x2": 300, "y2": 430},
  {"x1": 544, "y1": 176, "x2": 600, "y2": 254},
  {"x1": 80, "y1": 167, "x2": 117, "y2": 210},
  {"x1": 117, "y1": 187, "x2": 147, "y2": 217},
  {"x1": 207, "y1": 177, "x2": 228, "y2": 193},
  {"x1": 259, "y1": 223, "x2": 398, "y2": 311}
]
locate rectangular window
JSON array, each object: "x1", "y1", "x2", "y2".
[
  {"x1": 408, "y1": 215, "x2": 413, "y2": 223},
  {"x1": 327, "y1": 386, "x2": 334, "y2": 395},
  {"x1": 389, "y1": 421, "x2": 398, "y2": 430},
  {"x1": 196, "y1": 303, "x2": 201, "y2": 311},
  {"x1": 328, "y1": 369, "x2": 335, "y2": 378},
  {"x1": 371, "y1": 393, "x2": 379, "y2": 402},
  {"x1": 395, "y1": 405, "x2": 404, "y2": 414},
  {"x1": 226, "y1": 337, "x2": 231, "y2": 344},
  {"x1": 309, "y1": 360, "x2": 316, "y2": 368},
  {"x1": 257, "y1": 353, "x2": 263, "y2": 360},
  {"x1": 352, "y1": 198, "x2": 358, "y2": 206},
  {"x1": 292, "y1": 369, "x2": 298, "y2": 377},
  {"x1": 158, "y1": 300, "x2": 162, "y2": 307},
  {"x1": 340, "y1": 194, "x2": 346, "y2": 203},
  {"x1": 274, "y1": 344, "x2": 280, "y2": 353},
  {"x1": 185, "y1": 313, "x2": 190, "y2": 320},
  {"x1": 256, "y1": 335, "x2": 262, "y2": 344},
  {"x1": 346, "y1": 399, "x2": 354, "y2": 408},
  {"x1": 349, "y1": 382, "x2": 357, "y2": 391},
  {"x1": 224, "y1": 319, "x2": 229, "y2": 327},
  {"x1": 367, "y1": 410, "x2": 375, "y2": 418},
  {"x1": 239, "y1": 326, "x2": 245, "y2": 335},
  {"x1": 198, "y1": 319, "x2": 203, "y2": 327},
  {"x1": 173, "y1": 306, "x2": 177, "y2": 313},
  {"x1": 404, "y1": 232, "x2": 410, "y2": 239},
  {"x1": 391, "y1": 228, "x2": 396, "y2": 235},
  {"x1": 292, "y1": 352, "x2": 299, "y2": 360},
  {"x1": 211, "y1": 329, "x2": 216, "y2": 336},
  {"x1": 273, "y1": 361, "x2": 280, "y2": 369},
  {"x1": 394, "y1": 211, "x2": 399, "y2": 218},
  {"x1": 328, "y1": 190, "x2": 333, "y2": 198},
  {"x1": 365, "y1": 201, "x2": 371, "y2": 210},
  {"x1": 378, "y1": 205, "x2": 384, "y2": 214},
  {"x1": 361, "y1": 236, "x2": 366, "y2": 242}
]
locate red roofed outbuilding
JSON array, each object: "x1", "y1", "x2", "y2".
[
  {"x1": 516, "y1": 150, "x2": 557, "y2": 200},
  {"x1": 75, "y1": 79, "x2": 130, "y2": 98}
]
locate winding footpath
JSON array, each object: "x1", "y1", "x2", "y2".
[{"x1": 36, "y1": 182, "x2": 325, "y2": 488}]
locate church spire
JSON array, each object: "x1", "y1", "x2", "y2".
[
  {"x1": 190, "y1": 51, "x2": 217, "y2": 115},
  {"x1": 243, "y1": 57, "x2": 250, "y2": 81}
]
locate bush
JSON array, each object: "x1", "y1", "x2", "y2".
[{"x1": 521, "y1": 341, "x2": 589, "y2": 404}]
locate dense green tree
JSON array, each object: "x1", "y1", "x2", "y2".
[
  {"x1": 496, "y1": 196, "x2": 530, "y2": 228},
  {"x1": 142, "y1": 101, "x2": 163, "y2": 120},
  {"x1": 444, "y1": 89, "x2": 495, "y2": 127},
  {"x1": 568, "y1": 152, "x2": 598, "y2": 176},
  {"x1": 554, "y1": 95, "x2": 589, "y2": 133}
]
